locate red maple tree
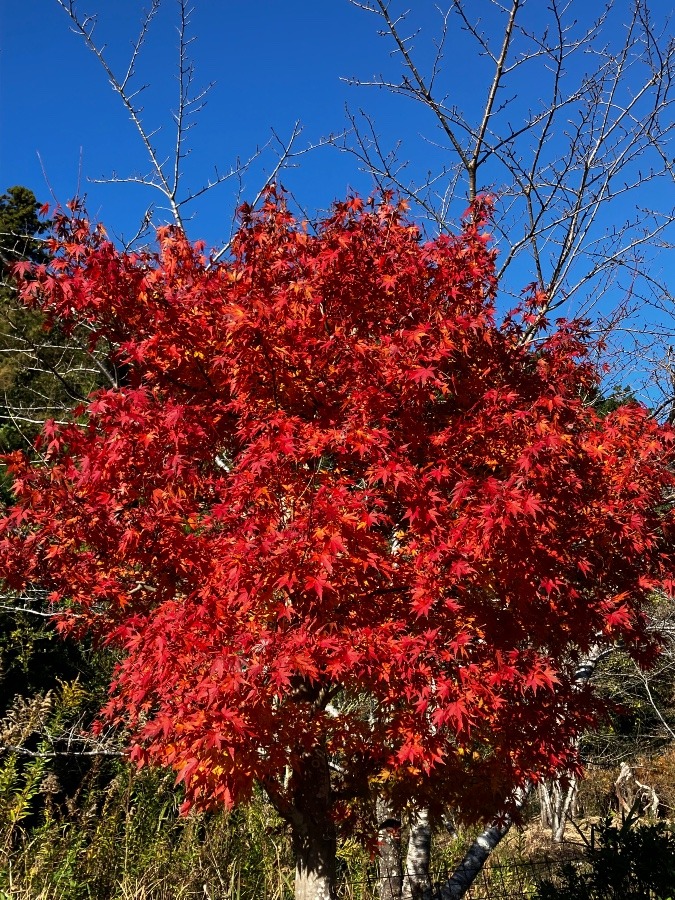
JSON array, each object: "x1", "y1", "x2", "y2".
[{"x1": 2, "y1": 191, "x2": 674, "y2": 898}]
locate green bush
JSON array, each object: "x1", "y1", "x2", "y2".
[{"x1": 536, "y1": 811, "x2": 675, "y2": 900}]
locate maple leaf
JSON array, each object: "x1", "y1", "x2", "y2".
[{"x1": 409, "y1": 366, "x2": 437, "y2": 384}]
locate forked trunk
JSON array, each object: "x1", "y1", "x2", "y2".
[
  {"x1": 291, "y1": 747, "x2": 338, "y2": 900},
  {"x1": 539, "y1": 776, "x2": 578, "y2": 842}
]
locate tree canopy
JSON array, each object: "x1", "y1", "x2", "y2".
[{"x1": 2, "y1": 191, "x2": 674, "y2": 896}]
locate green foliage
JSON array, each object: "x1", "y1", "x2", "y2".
[
  {"x1": 0, "y1": 188, "x2": 116, "y2": 770},
  {"x1": 0, "y1": 676, "x2": 296, "y2": 897},
  {"x1": 587, "y1": 386, "x2": 638, "y2": 417},
  {"x1": 0, "y1": 607, "x2": 106, "y2": 719},
  {"x1": 0, "y1": 185, "x2": 109, "y2": 466},
  {"x1": 536, "y1": 812, "x2": 675, "y2": 900},
  {"x1": 0, "y1": 762, "x2": 297, "y2": 900},
  {"x1": 0, "y1": 186, "x2": 49, "y2": 267},
  {"x1": 581, "y1": 599, "x2": 675, "y2": 769}
]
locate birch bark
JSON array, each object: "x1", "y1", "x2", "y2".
[{"x1": 402, "y1": 809, "x2": 432, "y2": 900}]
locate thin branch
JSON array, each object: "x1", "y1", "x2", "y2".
[
  {"x1": 348, "y1": 0, "x2": 471, "y2": 171},
  {"x1": 209, "y1": 121, "x2": 305, "y2": 266},
  {"x1": 463, "y1": 0, "x2": 522, "y2": 198},
  {"x1": 55, "y1": 0, "x2": 184, "y2": 226},
  {"x1": 0, "y1": 744, "x2": 124, "y2": 759}
]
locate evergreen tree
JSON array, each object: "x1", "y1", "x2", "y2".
[{"x1": 0, "y1": 189, "x2": 104, "y2": 714}]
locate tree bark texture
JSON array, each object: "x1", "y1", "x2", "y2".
[
  {"x1": 538, "y1": 776, "x2": 578, "y2": 842},
  {"x1": 432, "y1": 816, "x2": 516, "y2": 900},
  {"x1": 402, "y1": 808, "x2": 432, "y2": 900},
  {"x1": 430, "y1": 784, "x2": 531, "y2": 898},
  {"x1": 291, "y1": 747, "x2": 338, "y2": 900},
  {"x1": 377, "y1": 797, "x2": 403, "y2": 900}
]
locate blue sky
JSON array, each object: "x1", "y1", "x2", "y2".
[
  {"x1": 1, "y1": 0, "x2": 449, "y2": 246},
  {"x1": 3, "y1": 2, "x2": 667, "y2": 238},
  {"x1": 1, "y1": 0, "x2": 674, "y2": 400}
]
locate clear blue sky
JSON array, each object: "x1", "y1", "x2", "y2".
[
  {"x1": 1, "y1": 0, "x2": 674, "y2": 402},
  {"x1": 3, "y1": 2, "x2": 667, "y2": 234},
  {"x1": 1, "y1": 0, "x2": 454, "y2": 246}
]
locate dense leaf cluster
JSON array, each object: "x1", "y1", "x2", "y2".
[{"x1": 1, "y1": 190, "x2": 674, "y2": 831}]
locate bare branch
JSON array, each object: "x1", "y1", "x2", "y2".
[
  {"x1": 343, "y1": 0, "x2": 675, "y2": 387},
  {"x1": 466, "y1": 0, "x2": 522, "y2": 199},
  {"x1": 0, "y1": 744, "x2": 124, "y2": 758},
  {"x1": 209, "y1": 121, "x2": 307, "y2": 266},
  {"x1": 346, "y1": 0, "x2": 471, "y2": 172},
  {"x1": 55, "y1": 0, "x2": 185, "y2": 225}
]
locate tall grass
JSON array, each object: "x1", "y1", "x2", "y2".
[
  {"x1": 0, "y1": 677, "x2": 300, "y2": 899},
  {"x1": 1, "y1": 757, "x2": 301, "y2": 900}
]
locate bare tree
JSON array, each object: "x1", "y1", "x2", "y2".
[
  {"x1": 53, "y1": 0, "x2": 326, "y2": 245},
  {"x1": 343, "y1": 0, "x2": 675, "y2": 390}
]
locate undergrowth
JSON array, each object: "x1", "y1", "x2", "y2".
[{"x1": 2, "y1": 682, "x2": 674, "y2": 899}]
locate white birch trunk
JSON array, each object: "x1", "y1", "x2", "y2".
[
  {"x1": 402, "y1": 808, "x2": 432, "y2": 900},
  {"x1": 538, "y1": 776, "x2": 578, "y2": 842}
]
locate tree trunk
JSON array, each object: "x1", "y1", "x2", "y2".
[
  {"x1": 290, "y1": 747, "x2": 338, "y2": 900},
  {"x1": 402, "y1": 808, "x2": 432, "y2": 900},
  {"x1": 433, "y1": 819, "x2": 512, "y2": 900},
  {"x1": 430, "y1": 786, "x2": 530, "y2": 900},
  {"x1": 539, "y1": 776, "x2": 578, "y2": 842},
  {"x1": 377, "y1": 797, "x2": 403, "y2": 900}
]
